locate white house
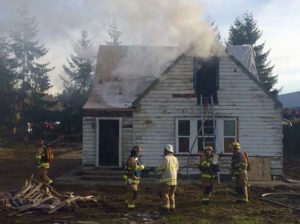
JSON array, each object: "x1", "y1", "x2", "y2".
[{"x1": 82, "y1": 45, "x2": 283, "y2": 177}]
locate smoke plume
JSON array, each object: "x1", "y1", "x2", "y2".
[{"x1": 0, "y1": 0, "x2": 224, "y2": 94}]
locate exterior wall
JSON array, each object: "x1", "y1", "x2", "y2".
[
  {"x1": 122, "y1": 117, "x2": 133, "y2": 164},
  {"x1": 216, "y1": 56, "x2": 282, "y2": 175},
  {"x1": 132, "y1": 56, "x2": 202, "y2": 169},
  {"x1": 82, "y1": 117, "x2": 96, "y2": 166},
  {"x1": 82, "y1": 116, "x2": 133, "y2": 167},
  {"x1": 132, "y1": 55, "x2": 282, "y2": 175}
]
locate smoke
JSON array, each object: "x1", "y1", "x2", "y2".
[{"x1": 0, "y1": 0, "x2": 224, "y2": 94}]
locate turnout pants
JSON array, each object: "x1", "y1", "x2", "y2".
[
  {"x1": 235, "y1": 172, "x2": 248, "y2": 202},
  {"x1": 126, "y1": 183, "x2": 138, "y2": 208},
  {"x1": 201, "y1": 175, "x2": 214, "y2": 201},
  {"x1": 160, "y1": 184, "x2": 176, "y2": 210},
  {"x1": 38, "y1": 164, "x2": 53, "y2": 185}
]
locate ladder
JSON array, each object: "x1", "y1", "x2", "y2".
[
  {"x1": 186, "y1": 95, "x2": 216, "y2": 178},
  {"x1": 200, "y1": 95, "x2": 216, "y2": 151}
]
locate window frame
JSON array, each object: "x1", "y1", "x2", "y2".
[
  {"x1": 175, "y1": 118, "x2": 215, "y2": 155},
  {"x1": 222, "y1": 118, "x2": 238, "y2": 154}
]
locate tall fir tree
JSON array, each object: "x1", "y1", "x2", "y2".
[
  {"x1": 9, "y1": 7, "x2": 53, "y2": 125},
  {"x1": 227, "y1": 13, "x2": 279, "y2": 96},
  {"x1": 62, "y1": 30, "x2": 94, "y2": 95},
  {"x1": 106, "y1": 20, "x2": 122, "y2": 46},
  {"x1": 60, "y1": 30, "x2": 95, "y2": 133},
  {"x1": 0, "y1": 37, "x2": 16, "y2": 134}
]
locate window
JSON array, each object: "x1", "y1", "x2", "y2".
[
  {"x1": 223, "y1": 120, "x2": 237, "y2": 153},
  {"x1": 177, "y1": 119, "x2": 215, "y2": 154},
  {"x1": 178, "y1": 120, "x2": 190, "y2": 153}
]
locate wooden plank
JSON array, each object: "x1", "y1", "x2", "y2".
[
  {"x1": 47, "y1": 196, "x2": 80, "y2": 214},
  {"x1": 248, "y1": 158, "x2": 272, "y2": 181},
  {"x1": 22, "y1": 182, "x2": 43, "y2": 199}
]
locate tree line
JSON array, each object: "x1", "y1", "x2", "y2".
[{"x1": 0, "y1": 8, "x2": 278, "y2": 142}]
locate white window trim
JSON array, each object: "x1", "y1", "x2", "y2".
[
  {"x1": 175, "y1": 118, "x2": 215, "y2": 155},
  {"x1": 96, "y1": 117, "x2": 122, "y2": 167},
  {"x1": 219, "y1": 118, "x2": 237, "y2": 154}
]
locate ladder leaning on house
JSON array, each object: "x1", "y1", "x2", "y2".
[{"x1": 186, "y1": 95, "x2": 217, "y2": 179}]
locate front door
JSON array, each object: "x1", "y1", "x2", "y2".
[{"x1": 98, "y1": 119, "x2": 119, "y2": 166}]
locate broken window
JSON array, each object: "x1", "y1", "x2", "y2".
[{"x1": 193, "y1": 57, "x2": 219, "y2": 104}]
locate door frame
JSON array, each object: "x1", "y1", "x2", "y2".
[{"x1": 95, "y1": 117, "x2": 122, "y2": 167}]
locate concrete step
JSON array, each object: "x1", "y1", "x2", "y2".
[
  {"x1": 81, "y1": 169, "x2": 123, "y2": 177},
  {"x1": 81, "y1": 175, "x2": 123, "y2": 181},
  {"x1": 81, "y1": 174, "x2": 160, "y2": 181}
]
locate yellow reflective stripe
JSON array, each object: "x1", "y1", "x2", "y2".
[
  {"x1": 38, "y1": 163, "x2": 50, "y2": 169},
  {"x1": 159, "y1": 179, "x2": 177, "y2": 185},
  {"x1": 127, "y1": 178, "x2": 139, "y2": 185},
  {"x1": 201, "y1": 174, "x2": 212, "y2": 178},
  {"x1": 162, "y1": 204, "x2": 170, "y2": 209},
  {"x1": 127, "y1": 203, "x2": 135, "y2": 208},
  {"x1": 233, "y1": 170, "x2": 247, "y2": 175},
  {"x1": 201, "y1": 161, "x2": 208, "y2": 166}
]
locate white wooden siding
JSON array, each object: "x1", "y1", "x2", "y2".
[
  {"x1": 82, "y1": 117, "x2": 96, "y2": 166},
  {"x1": 132, "y1": 55, "x2": 282, "y2": 175}
]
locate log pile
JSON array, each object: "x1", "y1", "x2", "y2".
[{"x1": 0, "y1": 177, "x2": 96, "y2": 216}]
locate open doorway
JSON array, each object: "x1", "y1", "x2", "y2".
[{"x1": 97, "y1": 119, "x2": 120, "y2": 166}]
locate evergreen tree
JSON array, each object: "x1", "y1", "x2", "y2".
[
  {"x1": 0, "y1": 37, "x2": 16, "y2": 134},
  {"x1": 62, "y1": 30, "x2": 94, "y2": 95},
  {"x1": 106, "y1": 20, "x2": 122, "y2": 46},
  {"x1": 60, "y1": 30, "x2": 95, "y2": 133},
  {"x1": 227, "y1": 13, "x2": 279, "y2": 96},
  {"x1": 9, "y1": 7, "x2": 53, "y2": 125}
]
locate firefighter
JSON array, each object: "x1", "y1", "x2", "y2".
[
  {"x1": 231, "y1": 142, "x2": 250, "y2": 203},
  {"x1": 124, "y1": 145, "x2": 145, "y2": 209},
  {"x1": 155, "y1": 144, "x2": 179, "y2": 212},
  {"x1": 198, "y1": 145, "x2": 218, "y2": 204},
  {"x1": 35, "y1": 140, "x2": 54, "y2": 185}
]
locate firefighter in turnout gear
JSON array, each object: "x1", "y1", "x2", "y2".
[
  {"x1": 35, "y1": 140, "x2": 54, "y2": 185},
  {"x1": 198, "y1": 145, "x2": 219, "y2": 204},
  {"x1": 231, "y1": 142, "x2": 250, "y2": 203},
  {"x1": 155, "y1": 144, "x2": 179, "y2": 211},
  {"x1": 124, "y1": 145, "x2": 145, "y2": 209}
]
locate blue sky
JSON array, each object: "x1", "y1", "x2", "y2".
[{"x1": 0, "y1": 0, "x2": 299, "y2": 94}]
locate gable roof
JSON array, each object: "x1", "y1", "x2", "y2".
[
  {"x1": 83, "y1": 45, "x2": 178, "y2": 110},
  {"x1": 84, "y1": 45, "x2": 281, "y2": 110}
]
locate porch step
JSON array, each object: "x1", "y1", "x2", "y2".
[
  {"x1": 81, "y1": 169, "x2": 123, "y2": 177},
  {"x1": 80, "y1": 167, "x2": 160, "y2": 182},
  {"x1": 81, "y1": 175, "x2": 123, "y2": 181}
]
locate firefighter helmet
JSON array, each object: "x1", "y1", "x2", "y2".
[
  {"x1": 131, "y1": 145, "x2": 141, "y2": 153},
  {"x1": 37, "y1": 139, "x2": 45, "y2": 146},
  {"x1": 232, "y1": 142, "x2": 241, "y2": 150},
  {"x1": 164, "y1": 144, "x2": 174, "y2": 153},
  {"x1": 204, "y1": 145, "x2": 213, "y2": 153}
]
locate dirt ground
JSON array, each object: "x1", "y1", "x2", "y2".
[{"x1": 0, "y1": 146, "x2": 300, "y2": 224}]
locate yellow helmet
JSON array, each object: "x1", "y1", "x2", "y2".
[{"x1": 232, "y1": 142, "x2": 241, "y2": 150}]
